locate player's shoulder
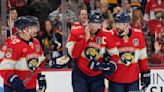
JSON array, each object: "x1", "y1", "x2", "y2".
[
  {"x1": 71, "y1": 22, "x2": 83, "y2": 30},
  {"x1": 132, "y1": 28, "x2": 142, "y2": 33},
  {"x1": 7, "y1": 35, "x2": 21, "y2": 45},
  {"x1": 33, "y1": 38, "x2": 41, "y2": 45},
  {"x1": 70, "y1": 23, "x2": 84, "y2": 35}
]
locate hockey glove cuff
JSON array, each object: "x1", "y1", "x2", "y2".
[
  {"x1": 37, "y1": 73, "x2": 47, "y2": 91},
  {"x1": 8, "y1": 75, "x2": 25, "y2": 92},
  {"x1": 49, "y1": 55, "x2": 70, "y2": 68},
  {"x1": 102, "y1": 61, "x2": 117, "y2": 76},
  {"x1": 89, "y1": 60, "x2": 117, "y2": 75},
  {"x1": 141, "y1": 70, "x2": 151, "y2": 87}
]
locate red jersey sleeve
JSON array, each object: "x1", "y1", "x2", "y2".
[
  {"x1": 0, "y1": 38, "x2": 21, "y2": 84},
  {"x1": 105, "y1": 31, "x2": 119, "y2": 63},
  {"x1": 136, "y1": 30, "x2": 149, "y2": 72},
  {"x1": 66, "y1": 25, "x2": 88, "y2": 58}
]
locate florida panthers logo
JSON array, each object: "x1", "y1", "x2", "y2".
[
  {"x1": 27, "y1": 58, "x2": 39, "y2": 72},
  {"x1": 84, "y1": 47, "x2": 100, "y2": 60},
  {"x1": 120, "y1": 52, "x2": 134, "y2": 66}
]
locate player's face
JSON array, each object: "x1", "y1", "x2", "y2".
[
  {"x1": 29, "y1": 26, "x2": 39, "y2": 38},
  {"x1": 89, "y1": 23, "x2": 102, "y2": 34},
  {"x1": 115, "y1": 22, "x2": 129, "y2": 34}
]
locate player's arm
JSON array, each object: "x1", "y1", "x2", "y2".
[
  {"x1": 0, "y1": 42, "x2": 25, "y2": 92},
  {"x1": 66, "y1": 27, "x2": 88, "y2": 58},
  {"x1": 89, "y1": 32, "x2": 119, "y2": 76},
  {"x1": 106, "y1": 33, "x2": 119, "y2": 63},
  {"x1": 137, "y1": 32, "x2": 150, "y2": 88}
]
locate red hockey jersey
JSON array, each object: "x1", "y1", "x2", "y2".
[
  {"x1": 0, "y1": 35, "x2": 46, "y2": 89},
  {"x1": 106, "y1": 28, "x2": 149, "y2": 83},
  {"x1": 67, "y1": 23, "x2": 119, "y2": 76}
]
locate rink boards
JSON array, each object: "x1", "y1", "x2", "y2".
[{"x1": 0, "y1": 68, "x2": 164, "y2": 92}]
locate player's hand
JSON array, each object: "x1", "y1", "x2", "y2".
[
  {"x1": 56, "y1": 55, "x2": 70, "y2": 65},
  {"x1": 89, "y1": 60, "x2": 117, "y2": 75},
  {"x1": 8, "y1": 75, "x2": 25, "y2": 92},
  {"x1": 37, "y1": 73, "x2": 47, "y2": 92},
  {"x1": 49, "y1": 55, "x2": 70, "y2": 68},
  {"x1": 84, "y1": 25, "x2": 91, "y2": 41},
  {"x1": 141, "y1": 70, "x2": 151, "y2": 88},
  {"x1": 102, "y1": 61, "x2": 117, "y2": 76}
]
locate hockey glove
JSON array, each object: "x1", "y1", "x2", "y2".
[
  {"x1": 8, "y1": 75, "x2": 25, "y2": 92},
  {"x1": 141, "y1": 70, "x2": 151, "y2": 88},
  {"x1": 89, "y1": 60, "x2": 117, "y2": 75},
  {"x1": 102, "y1": 61, "x2": 117, "y2": 76},
  {"x1": 37, "y1": 73, "x2": 47, "y2": 92},
  {"x1": 49, "y1": 55, "x2": 70, "y2": 68}
]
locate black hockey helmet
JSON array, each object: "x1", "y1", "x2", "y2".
[
  {"x1": 114, "y1": 12, "x2": 131, "y2": 23},
  {"x1": 89, "y1": 11, "x2": 103, "y2": 23},
  {"x1": 14, "y1": 16, "x2": 39, "y2": 31}
]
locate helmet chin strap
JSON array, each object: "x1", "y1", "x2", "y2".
[
  {"x1": 117, "y1": 23, "x2": 130, "y2": 36},
  {"x1": 23, "y1": 27, "x2": 32, "y2": 40}
]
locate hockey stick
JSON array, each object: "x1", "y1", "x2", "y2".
[
  {"x1": 23, "y1": 58, "x2": 48, "y2": 85},
  {"x1": 8, "y1": 0, "x2": 13, "y2": 39},
  {"x1": 141, "y1": 85, "x2": 146, "y2": 92}
]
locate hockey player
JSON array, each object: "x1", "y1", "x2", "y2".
[
  {"x1": 66, "y1": 11, "x2": 119, "y2": 92},
  {"x1": 0, "y1": 16, "x2": 47, "y2": 92},
  {"x1": 106, "y1": 12, "x2": 150, "y2": 92}
]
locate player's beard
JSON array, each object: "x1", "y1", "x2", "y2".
[{"x1": 116, "y1": 24, "x2": 129, "y2": 36}]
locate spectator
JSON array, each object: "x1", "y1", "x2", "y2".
[
  {"x1": 144, "y1": 0, "x2": 164, "y2": 35},
  {"x1": 152, "y1": 15, "x2": 164, "y2": 65},
  {"x1": 69, "y1": 0, "x2": 86, "y2": 16},
  {"x1": 42, "y1": 19, "x2": 62, "y2": 62},
  {"x1": 48, "y1": 0, "x2": 77, "y2": 29},
  {"x1": 130, "y1": 2, "x2": 144, "y2": 31},
  {"x1": 107, "y1": 0, "x2": 121, "y2": 12},
  {"x1": 99, "y1": 3, "x2": 113, "y2": 30},
  {"x1": 95, "y1": 0, "x2": 100, "y2": 10},
  {"x1": 28, "y1": 0, "x2": 52, "y2": 31},
  {"x1": 144, "y1": 0, "x2": 164, "y2": 51},
  {"x1": 42, "y1": 19, "x2": 55, "y2": 58}
]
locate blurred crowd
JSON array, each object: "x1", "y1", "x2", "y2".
[{"x1": 0, "y1": 0, "x2": 164, "y2": 68}]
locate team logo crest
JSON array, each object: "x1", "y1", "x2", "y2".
[
  {"x1": 27, "y1": 58, "x2": 39, "y2": 72},
  {"x1": 120, "y1": 52, "x2": 135, "y2": 66},
  {"x1": 133, "y1": 39, "x2": 139, "y2": 46},
  {"x1": 84, "y1": 47, "x2": 100, "y2": 60}
]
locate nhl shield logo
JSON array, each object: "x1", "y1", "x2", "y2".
[
  {"x1": 133, "y1": 39, "x2": 139, "y2": 46},
  {"x1": 35, "y1": 45, "x2": 40, "y2": 52},
  {"x1": 96, "y1": 37, "x2": 102, "y2": 44}
]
